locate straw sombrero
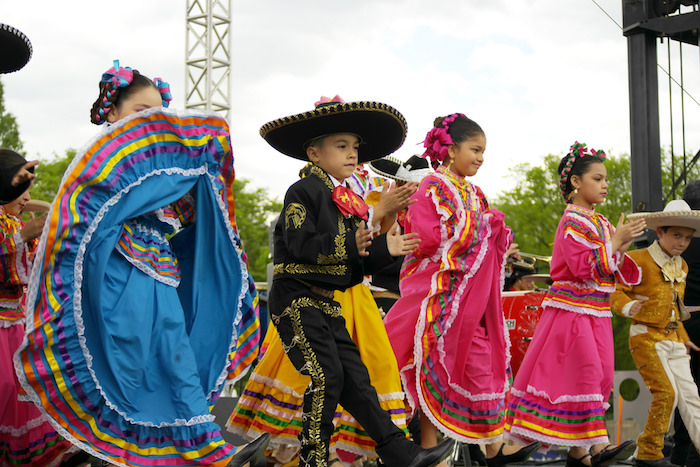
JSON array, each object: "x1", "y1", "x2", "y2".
[
  {"x1": 369, "y1": 154, "x2": 432, "y2": 183},
  {"x1": 0, "y1": 23, "x2": 32, "y2": 74},
  {"x1": 260, "y1": 96, "x2": 407, "y2": 162},
  {"x1": 627, "y1": 199, "x2": 700, "y2": 237}
]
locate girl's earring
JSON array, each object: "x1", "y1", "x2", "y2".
[
  {"x1": 446, "y1": 158, "x2": 453, "y2": 170},
  {"x1": 567, "y1": 188, "x2": 578, "y2": 201}
]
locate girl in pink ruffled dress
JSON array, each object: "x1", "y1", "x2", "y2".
[
  {"x1": 504, "y1": 142, "x2": 646, "y2": 467},
  {"x1": 384, "y1": 114, "x2": 540, "y2": 467}
]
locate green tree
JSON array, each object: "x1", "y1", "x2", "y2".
[
  {"x1": 0, "y1": 80, "x2": 24, "y2": 153},
  {"x1": 30, "y1": 150, "x2": 75, "y2": 202},
  {"x1": 491, "y1": 153, "x2": 632, "y2": 257},
  {"x1": 232, "y1": 178, "x2": 282, "y2": 283}
]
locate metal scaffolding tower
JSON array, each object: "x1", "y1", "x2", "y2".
[
  {"x1": 623, "y1": 0, "x2": 699, "y2": 213},
  {"x1": 185, "y1": 0, "x2": 232, "y2": 119}
]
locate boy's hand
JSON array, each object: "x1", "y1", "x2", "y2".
[
  {"x1": 686, "y1": 341, "x2": 700, "y2": 354},
  {"x1": 12, "y1": 160, "x2": 38, "y2": 187},
  {"x1": 627, "y1": 300, "x2": 645, "y2": 317},
  {"x1": 355, "y1": 221, "x2": 371, "y2": 257},
  {"x1": 386, "y1": 222, "x2": 420, "y2": 256},
  {"x1": 612, "y1": 213, "x2": 646, "y2": 253}
]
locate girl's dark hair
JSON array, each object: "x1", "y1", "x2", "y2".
[
  {"x1": 557, "y1": 153, "x2": 605, "y2": 201},
  {"x1": 433, "y1": 115, "x2": 484, "y2": 146},
  {"x1": 90, "y1": 70, "x2": 156, "y2": 125},
  {"x1": 682, "y1": 179, "x2": 700, "y2": 209}
]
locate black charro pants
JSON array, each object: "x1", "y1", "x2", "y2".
[{"x1": 269, "y1": 280, "x2": 419, "y2": 467}]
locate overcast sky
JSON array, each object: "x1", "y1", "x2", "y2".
[{"x1": 2, "y1": 0, "x2": 699, "y2": 202}]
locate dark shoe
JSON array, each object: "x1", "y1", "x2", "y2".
[
  {"x1": 591, "y1": 440, "x2": 637, "y2": 466},
  {"x1": 635, "y1": 458, "x2": 681, "y2": 467},
  {"x1": 566, "y1": 453, "x2": 592, "y2": 467},
  {"x1": 226, "y1": 432, "x2": 271, "y2": 467},
  {"x1": 486, "y1": 441, "x2": 542, "y2": 467},
  {"x1": 405, "y1": 438, "x2": 456, "y2": 467},
  {"x1": 59, "y1": 451, "x2": 91, "y2": 467}
]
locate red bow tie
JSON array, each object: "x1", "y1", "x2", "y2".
[{"x1": 332, "y1": 185, "x2": 369, "y2": 221}]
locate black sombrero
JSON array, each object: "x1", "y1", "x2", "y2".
[
  {"x1": 370, "y1": 154, "x2": 432, "y2": 183},
  {"x1": 0, "y1": 23, "x2": 32, "y2": 74},
  {"x1": 260, "y1": 97, "x2": 407, "y2": 163}
]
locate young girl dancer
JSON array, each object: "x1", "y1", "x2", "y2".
[
  {"x1": 504, "y1": 142, "x2": 647, "y2": 467},
  {"x1": 0, "y1": 152, "x2": 74, "y2": 466},
  {"x1": 383, "y1": 113, "x2": 540, "y2": 467},
  {"x1": 16, "y1": 61, "x2": 268, "y2": 467}
]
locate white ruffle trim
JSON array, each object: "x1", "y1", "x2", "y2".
[
  {"x1": 510, "y1": 385, "x2": 605, "y2": 405},
  {"x1": 541, "y1": 299, "x2": 613, "y2": 318},
  {"x1": 0, "y1": 412, "x2": 48, "y2": 436},
  {"x1": 154, "y1": 207, "x2": 183, "y2": 230},
  {"x1": 0, "y1": 318, "x2": 22, "y2": 328}
]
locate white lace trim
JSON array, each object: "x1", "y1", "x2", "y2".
[
  {"x1": 552, "y1": 279, "x2": 616, "y2": 294},
  {"x1": 510, "y1": 385, "x2": 606, "y2": 405},
  {"x1": 0, "y1": 317, "x2": 22, "y2": 328},
  {"x1": 117, "y1": 249, "x2": 181, "y2": 288},
  {"x1": 0, "y1": 300, "x2": 20, "y2": 308},
  {"x1": 540, "y1": 299, "x2": 613, "y2": 318},
  {"x1": 12, "y1": 231, "x2": 30, "y2": 283},
  {"x1": 154, "y1": 207, "x2": 183, "y2": 230},
  {"x1": 0, "y1": 412, "x2": 50, "y2": 436}
]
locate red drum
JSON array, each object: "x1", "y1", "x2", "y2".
[{"x1": 501, "y1": 289, "x2": 548, "y2": 376}]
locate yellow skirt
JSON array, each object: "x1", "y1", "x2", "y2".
[{"x1": 226, "y1": 284, "x2": 408, "y2": 462}]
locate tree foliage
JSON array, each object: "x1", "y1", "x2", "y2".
[
  {"x1": 0, "y1": 80, "x2": 24, "y2": 154},
  {"x1": 232, "y1": 178, "x2": 282, "y2": 283}
]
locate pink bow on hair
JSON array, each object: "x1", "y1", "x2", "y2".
[
  {"x1": 101, "y1": 60, "x2": 133, "y2": 88},
  {"x1": 315, "y1": 95, "x2": 345, "y2": 107}
]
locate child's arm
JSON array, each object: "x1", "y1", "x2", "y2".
[{"x1": 612, "y1": 213, "x2": 646, "y2": 255}]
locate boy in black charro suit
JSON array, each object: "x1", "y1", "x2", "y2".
[{"x1": 261, "y1": 96, "x2": 455, "y2": 467}]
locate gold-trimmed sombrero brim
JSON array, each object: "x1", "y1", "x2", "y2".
[
  {"x1": 260, "y1": 101, "x2": 407, "y2": 163},
  {"x1": 0, "y1": 23, "x2": 32, "y2": 74},
  {"x1": 628, "y1": 210, "x2": 700, "y2": 237}
]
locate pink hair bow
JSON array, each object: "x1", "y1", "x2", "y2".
[
  {"x1": 154, "y1": 78, "x2": 172, "y2": 107},
  {"x1": 101, "y1": 60, "x2": 133, "y2": 88},
  {"x1": 315, "y1": 95, "x2": 345, "y2": 107}
]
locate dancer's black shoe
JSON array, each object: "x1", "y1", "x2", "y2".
[{"x1": 226, "y1": 432, "x2": 271, "y2": 467}]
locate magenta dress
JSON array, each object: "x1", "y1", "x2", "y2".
[
  {"x1": 0, "y1": 208, "x2": 72, "y2": 465},
  {"x1": 505, "y1": 204, "x2": 640, "y2": 448},
  {"x1": 384, "y1": 166, "x2": 513, "y2": 443}
]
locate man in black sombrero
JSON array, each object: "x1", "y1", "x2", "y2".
[
  {"x1": 262, "y1": 96, "x2": 455, "y2": 467},
  {"x1": 0, "y1": 22, "x2": 39, "y2": 205}
]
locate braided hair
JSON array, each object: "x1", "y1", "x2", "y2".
[
  {"x1": 557, "y1": 142, "x2": 606, "y2": 202},
  {"x1": 90, "y1": 70, "x2": 156, "y2": 125},
  {"x1": 90, "y1": 61, "x2": 171, "y2": 125}
]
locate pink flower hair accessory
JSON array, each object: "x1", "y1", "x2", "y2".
[
  {"x1": 421, "y1": 113, "x2": 466, "y2": 165},
  {"x1": 559, "y1": 141, "x2": 607, "y2": 199}
]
